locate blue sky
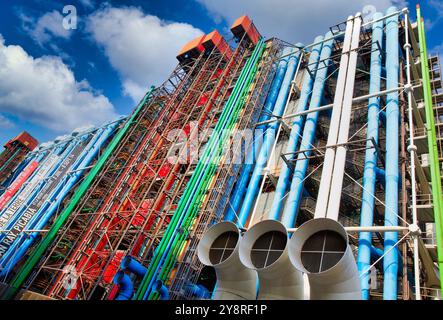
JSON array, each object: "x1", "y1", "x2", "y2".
[{"x1": 0, "y1": 0, "x2": 441, "y2": 146}]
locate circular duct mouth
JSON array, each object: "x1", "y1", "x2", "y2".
[
  {"x1": 198, "y1": 221, "x2": 240, "y2": 267},
  {"x1": 250, "y1": 231, "x2": 287, "y2": 269},
  {"x1": 289, "y1": 218, "x2": 349, "y2": 274},
  {"x1": 209, "y1": 231, "x2": 239, "y2": 265},
  {"x1": 300, "y1": 230, "x2": 346, "y2": 273},
  {"x1": 239, "y1": 220, "x2": 288, "y2": 270}
]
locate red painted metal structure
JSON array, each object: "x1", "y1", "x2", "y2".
[
  {"x1": 0, "y1": 132, "x2": 38, "y2": 186},
  {"x1": 22, "y1": 28, "x2": 255, "y2": 300}
]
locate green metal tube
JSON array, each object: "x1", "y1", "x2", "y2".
[
  {"x1": 3, "y1": 86, "x2": 156, "y2": 300},
  {"x1": 417, "y1": 6, "x2": 443, "y2": 291}
]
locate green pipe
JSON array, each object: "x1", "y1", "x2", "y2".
[
  {"x1": 3, "y1": 86, "x2": 156, "y2": 300},
  {"x1": 417, "y1": 6, "x2": 443, "y2": 291},
  {"x1": 135, "y1": 40, "x2": 264, "y2": 300}
]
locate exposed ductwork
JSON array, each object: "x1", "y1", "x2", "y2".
[
  {"x1": 197, "y1": 221, "x2": 258, "y2": 300},
  {"x1": 288, "y1": 218, "x2": 361, "y2": 300},
  {"x1": 239, "y1": 220, "x2": 304, "y2": 299}
]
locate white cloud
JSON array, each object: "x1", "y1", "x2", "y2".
[
  {"x1": 197, "y1": 0, "x2": 407, "y2": 44},
  {"x1": 86, "y1": 6, "x2": 204, "y2": 101},
  {"x1": 21, "y1": 10, "x2": 72, "y2": 46},
  {"x1": 0, "y1": 35, "x2": 117, "y2": 132},
  {"x1": 80, "y1": 0, "x2": 95, "y2": 9},
  {"x1": 0, "y1": 114, "x2": 14, "y2": 129}
]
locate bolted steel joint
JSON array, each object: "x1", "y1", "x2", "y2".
[
  {"x1": 409, "y1": 224, "x2": 421, "y2": 237},
  {"x1": 407, "y1": 144, "x2": 417, "y2": 153}
]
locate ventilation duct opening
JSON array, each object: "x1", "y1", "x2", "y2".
[
  {"x1": 197, "y1": 221, "x2": 257, "y2": 300},
  {"x1": 209, "y1": 231, "x2": 239, "y2": 265},
  {"x1": 300, "y1": 230, "x2": 347, "y2": 273},
  {"x1": 239, "y1": 220, "x2": 303, "y2": 299},
  {"x1": 289, "y1": 218, "x2": 361, "y2": 300},
  {"x1": 250, "y1": 231, "x2": 287, "y2": 269}
]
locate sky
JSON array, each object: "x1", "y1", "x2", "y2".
[{"x1": 0, "y1": 0, "x2": 441, "y2": 146}]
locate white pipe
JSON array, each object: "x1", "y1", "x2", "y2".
[
  {"x1": 197, "y1": 221, "x2": 258, "y2": 300},
  {"x1": 403, "y1": 9, "x2": 421, "y2": 299},
  {"x1": 326, "y1": 13, "x2": 362, "y2": 220},
  {"x1": 287, "y1": 225, "x2": 408, "y2": 233},
  {"x1": 288, "y1": 218, "x2": 361, "y2": 300},
  {"x1": 239, "y1": 220, "x2": 304, "y2": 299},
  {"x1": 315, "y1": 15, "x2": 355, "y2": 218}
]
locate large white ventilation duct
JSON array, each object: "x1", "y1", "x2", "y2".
[
  {"x1": 239, "y1": 220, "x2": 304, "y2": 299},
  {"x1": 288, "y1": 218, "x2": 361, "y2": 300},
  {"x1": 197, "y1": 221, "x2": 258, "y2": 300}
]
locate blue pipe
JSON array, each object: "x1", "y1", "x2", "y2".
[
  {"x1": 0, "y1": 139, "x2": 78, "y2": 240},
  {"x1": 383, "y1": 6, "x2": 400, "y2": 300},
  {"x1": 121, "y1": 256, "x2": 147, "y2": 277},
  {"x1": 114, "y1": 271, "x2": 134, "y2": 300},
  {"x1": 0, "y1": 146, "x2": 61, "y2": 220},
  {"x1": 356, "y1": 11, "x2": 384, "y2": 300},
  {"x1": 268, "y1": 36, "x2": 324, "y2": 221},
  {"x1": 375, "y1": 167, "x2": 386, "y2": 186},
  {"x1": 237, "y1": 48, "x2": 302, "y2": 227},
  {"x1": 370, "y1": 245, "x2": 403, "y2": 273},
  {"x1": 281, "y1": 32, "x2": 335, "y2": 228},
  {"x1": 153, "y1": 280, "x2": 169, "y2": 300},
  {"x1": 224, "y1": 47, "x2": 293, "y2": 222},
  {"x1": 0, "y1": 123, "x2": 119, "y2": 274},
  {"x1": 185, "y1": 283, "x2": 210, "y2": 299},
  {"x1": 114, "y1": 256, "x2": 147, "y2": 301}
]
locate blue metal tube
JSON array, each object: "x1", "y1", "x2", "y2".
[
  {"x1": 0, "y1": 139, "x2": 78, "y2": 239},
  {"x1": 185, "y1": 283, "x2": 210, "y2": 299},
  {"x1": 281, "y1": 33, "x2": 335, "y2": 228},
  {"x1": 121, "y1": 256, "x2": 147, "y2": 278},
  {"x1": 356, "y1": 12, "x2": 384, "y2": 300},
  {"x1": 114, "y1": 271, "x2": 134, "y2": 300},
  {"x1": 0, "y1": 146, "x2": 63, "y2": 220},
  {"x1": 224, "y1": 48, "x2": 291, "y2": 222},
  {"x1": 375, "y1": 167, "x2": 386, "y2": 186},
  {"x1": 237, "y1": 48, "x2": 301, "y2": 227},
  {"x1": 268, "y1": 36, "x2": 324, "y2": 221},
  {"x1": 0, "y1": 123, "x2": 118, "y2": 274},
  {"x1": 153, "y1": 280, "x2": 169, "y2": 300},
  {"x1": 383, "y1": 6, "x2": 400, "y2": 300}
]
